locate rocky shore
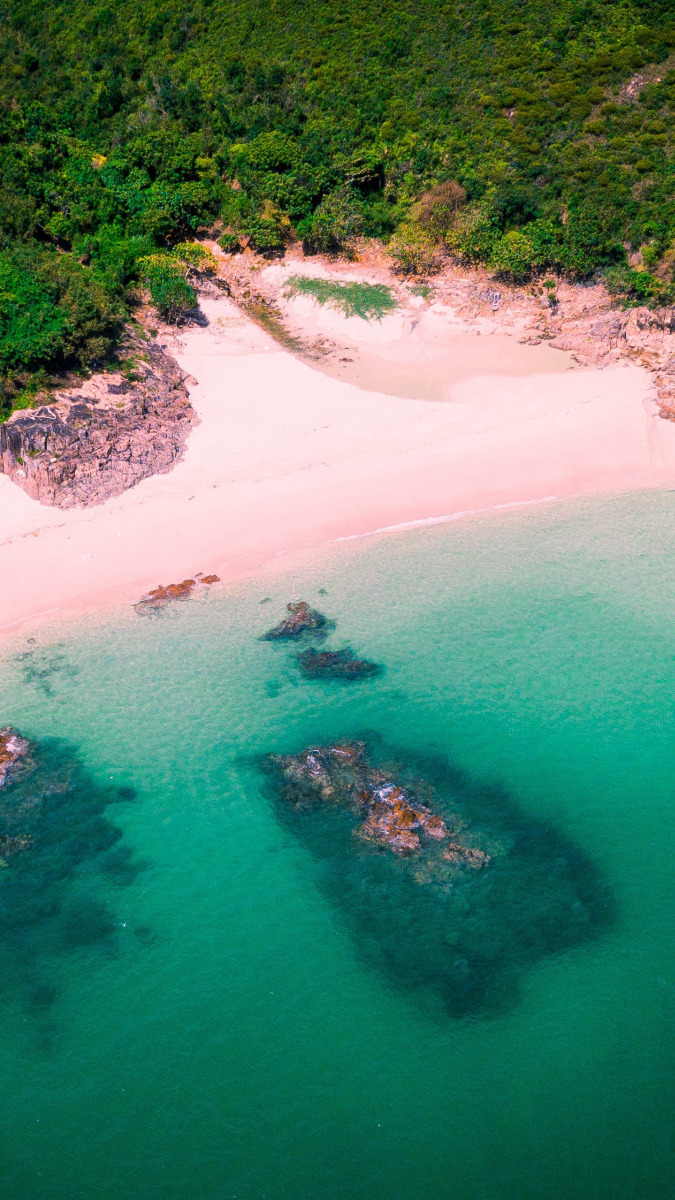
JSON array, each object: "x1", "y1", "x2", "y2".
[{"x1": 0, "y1": 331, "x2": 196, "y2": 508}]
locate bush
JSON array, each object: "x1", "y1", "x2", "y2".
[
  {"x1": 489, "y1": 230, "x2": 537, "y2": 282},
  {"x1": 388, "y1": 223, "x2": 441, "y2": 275},
  {"x1": 411, "y1": 180, "x2": 467, "y2": 239},
  {"x1": 138, "y1": 253, "x2": 197, "y2": 322},
  {"x1": 297, "y1": 187, "x2": 364, "y2": 253},
  {"x1": 174, "y1": 241, "x2": 218, "y2": 274},
  {"x1": 445, "y1": 202, "x2": 500, "y2": 263},
  {"x1": 218, "y1": 231, "x2": 242, "y2": 254}
]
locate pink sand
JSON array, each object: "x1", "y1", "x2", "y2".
[{"x1": 1, "y1": 293, "x2": 674, "y2": 635}]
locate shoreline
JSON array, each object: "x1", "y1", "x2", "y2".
[{"x1": 2, "y1": 283, "x2": 675, "y2": 639}]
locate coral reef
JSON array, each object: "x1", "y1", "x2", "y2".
[
  {"x1": 261, "y1": 600, "x2": 332, "y2": 641},
  {"x1": 296, "y1": 647, "x2": 382, "y2": 681}
]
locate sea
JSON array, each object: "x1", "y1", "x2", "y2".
[{"x1": 0, "y1": 489, "x2": 673, "y2": 1200}]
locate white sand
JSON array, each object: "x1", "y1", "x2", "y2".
[{"x1": 1, "y1": 292, "x2": 674, "y2": 635}]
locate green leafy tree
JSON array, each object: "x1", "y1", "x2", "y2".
[{"x1": 138, "y1": 254, "x2": 197, "y2": 322}]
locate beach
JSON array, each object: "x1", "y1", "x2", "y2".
[{"x1": 1, "y1": 285, "x2": 674, "y2": 633}]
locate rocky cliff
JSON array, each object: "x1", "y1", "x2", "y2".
[{"x1": 0, "y1": 333, "x2": 196, "y2": 508}]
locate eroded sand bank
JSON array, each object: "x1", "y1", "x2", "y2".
[{"x1": 1, "y1": 290, "x2": 674, "y2": 634}]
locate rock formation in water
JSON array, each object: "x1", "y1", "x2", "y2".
[
  {"x1": 134, "y1": 573, "x2": 220, "y2": 613},
  {"x1": 263, "y1": 738, "x2": 614, "y2": 1016},
  {"x1": 261, "y1": 601, "x2": 333, "y2": 641},
  {"x1": 0, "y1": 728, "x2": 141, "y2": 1006},
  {"x1": 0, "y1": 727, "x2": 32, "y2": 789},
  {"x1": 270, "y1": 741, "x2": 487, "y2": 862},
  {"x1": 0, "y1": 334, "x2": 196, "y2": 508},
  {"x1": 296, "y1": 647, "x2": 382, "y2": 681}
]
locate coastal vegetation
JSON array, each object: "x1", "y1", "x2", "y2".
[
  {"x1": 284, "y1": 276, "x2": 397, "y2": 320},
  {"x1": 2, "y1": 0, "x2": 675, "y2": 409}
]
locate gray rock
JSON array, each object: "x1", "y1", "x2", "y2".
[{"x1": 0, "y1": 336, "x2": 197, "y2": 508}]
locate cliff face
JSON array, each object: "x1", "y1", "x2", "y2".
[{"x1": 0, "y1": 335, "x2": 196, "y2": 508}]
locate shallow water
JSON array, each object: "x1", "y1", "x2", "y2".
[{"x1": 0, "y1": 491, "x2": 674, "y2": 1200}]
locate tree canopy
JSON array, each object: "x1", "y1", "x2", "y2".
[{"x1": 2, "y1": 0, "x2": 675, "y2": 411}]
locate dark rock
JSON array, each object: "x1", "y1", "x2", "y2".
[
  {"x1": 297, "y1": 647, "x2": 382, "y2": 681},
  {"x1": 0, "y1": 335, "x2": 197, "y2": 508},
  {"x1": 261, "y1": 600, "x2": 333, "y2": 641}
]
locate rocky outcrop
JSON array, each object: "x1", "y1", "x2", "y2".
[
  {"x1": 261, "y1": 600, "x2": 333, "y2": 640},
  {"x1": 0, "y1": 727, "x2": 32, "y2": 789},
  {"x1": 263, "y1": 737, "x2": 614, "y2": 1016},
  {"x1": 0, "y1": 334, "x2": 196, "y2": 507},
  {"x1": 268, "y1": 740, "x2": 489, "y2": 864},
  {"x1": 296, "y1": 647, "x2": 382, "y2": 680},
  {"x1": 134, "y1": 573, "x2": 220, "y2": 613}
]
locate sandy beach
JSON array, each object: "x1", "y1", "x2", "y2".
[{"x1": 1, "y1": 284, "x2": 675, "y2": 635}]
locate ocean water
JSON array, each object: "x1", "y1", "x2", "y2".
[{"x1": 0, "y1": 490, "x2": 674, "y2": 1200}]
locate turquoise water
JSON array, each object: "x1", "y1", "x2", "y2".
[{"x1": 1, "y1": 491, "x2": 674, "y2": 1200}]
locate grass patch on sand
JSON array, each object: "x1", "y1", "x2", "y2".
[{"x1": 285, "y1": 276, "x2": 397, "y2": 321}]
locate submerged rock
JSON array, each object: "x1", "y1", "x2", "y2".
[
  {"x1": 134, "y1": 573, "x2": 219, "y2": 613},
  {"x1": 0, "y1": 727, "x2": 32, "y2": 789},
  {"x1": 261, "y1": 601, "x2": 332, "y2": 641},
  {"x1": 296, "y1": 647, "x2": 382, "y2": 681},
  {"x1": 0, "y1": 731, "x2": 142, "y2": 1006},
  {"x1": 263, "y1": 739, "x2": 614, "y2": 1017}
]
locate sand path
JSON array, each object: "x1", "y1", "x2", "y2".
[{"x1": 1, "y1": 292, "x2": 674, "y2": 633}]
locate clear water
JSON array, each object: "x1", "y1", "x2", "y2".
[{"x1": 1, "y1": 490, "x2": 674, "y2": 1200}]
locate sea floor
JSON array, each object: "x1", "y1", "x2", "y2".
[{"x1": 0, "y1": 490, "x2": 674, "y2": 1200}]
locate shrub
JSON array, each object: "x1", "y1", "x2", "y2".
[
  {"x1": 174, "y1": 241, "x2": 218, "y2": 273},
  {"x1": 297, "y1": 187, "x2": 364, "y2": 253},
  {"x1": 138, "y1": 253, "x2": 197, "y2": 322},
  {"x1": 445, "y1": 202, "x2": 500, "y2": 263},
  {"x1": 388, "y1": 223, "x2": 441, "y2": 274},
  {"x1": 0, "y1": 246, "x2": 122, "y2": 373},
  {"x1": 489, "y1": 230, "x2": 537, "y2": 282},
  {"x1": 412, "y1": 180, "x2": 467, "y2": 239},
  {"x1": 218, "y1": 231, "x2": 242, "y2": 254}
]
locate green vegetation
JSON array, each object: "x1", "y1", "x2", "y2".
[
  {"x1": 2, "y1": 0, "x2": 675, "y2": 411},
  {"x1": 285, "y1": 276, "x2": 397, "y2": 320}
]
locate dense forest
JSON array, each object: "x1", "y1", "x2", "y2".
[{"x1": 2, "y1": 0, "x2": 675, "y2": 413}]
